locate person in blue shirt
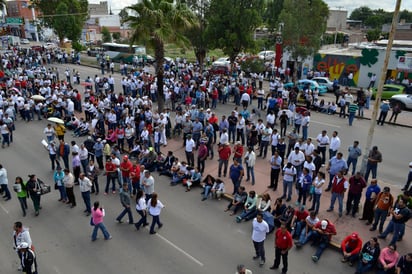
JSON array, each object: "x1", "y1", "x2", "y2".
[
  {"x1": 359, "y1": 179, "x2": 381, "y2": 225},
  {"x1": 230, "y1": 158, "x2": 244, "y2": 195},
  {"x1": 377, "y1": 100, "x2": 390, "y2": 126}
]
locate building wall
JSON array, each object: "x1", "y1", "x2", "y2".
[
  {"x1": 327, "y1": 10, "x2": 348, "y2": 32},
  {"x1": 89, "y1": 1, "x2": 108, "y2": 16}
]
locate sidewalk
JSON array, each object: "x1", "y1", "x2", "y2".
[{"x1": 162, "y1": 137, "x2": 411, "y2": 253}]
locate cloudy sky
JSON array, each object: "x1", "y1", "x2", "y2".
[{"x1": 93, "y1": 0, "x2": 411, "y2": 16}]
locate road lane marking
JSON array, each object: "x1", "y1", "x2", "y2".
[
  {"x1": 311, "y1": 120, "x2": 341, "y2": 128},
  {"x1": 0, "y1": 203, "x2": 9, "y2": 214},
  {"x1": 156, "y1": 233, "x2": 204, "y2": 267},
  {"x1": 53, "y1": 266, "x2": 62, "y2": 274}
]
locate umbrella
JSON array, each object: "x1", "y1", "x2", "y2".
[
  {"x1": 8, "y1": 87, "x2": 21, "y2": 95},
  {"x1": 295, "y1": 107, "x2": 308, "y2": 114},
  {"x1": 47, "y1": 117, "x2": 65, "y2": 124},
  {"x1": 32, "y1": 95, "x2": 46, "y2": 101},
  {"x1": 81, "y1": 82, "x2": 93, "y2": 87}
]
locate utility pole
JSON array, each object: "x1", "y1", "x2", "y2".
[{"x1": 359, "y1": 0, "x2": 402, "y2": 177}]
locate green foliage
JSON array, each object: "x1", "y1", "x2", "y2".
[
  {"x1": 32, "y1": 0, "x2": 87, "y2": 44},
  {"x1": 126, "y1": 0, "x2": 196, "y2": 112},
  {"x1": 278, "y1": 0, "x2": 328, "y2": 62},
  {"x1": 360, "y1": 48, "x2": 379, "y2": 67},
  {"x1": 350, "y1": 6, "x2": 412, "y2": 29},
  {"x1": 112, "y1": 32, "x2": 121, "y2": 41},
  {"x1": 263, "y1": 0, "x2": 284, "y2": 32},
  {"x1": 101, "y1": 27, "x2": 112, "y2": 43},
  {"x1": 205, "y1": 0, "x2": 264, "y2": 63},
  {"x1": 349, "y1": 6, "x2": 373, "y2": 22},
  {"x1": 322, "y1": 33, "x2": 345, "y2": 45},
  {"x1": 241, "y1": 58, "x2": 265, "y2": 75},
  {"x1": 119, "y1": 8, "x2": 128, "y2": 24},
  {"x1": 72, "y1": 41, "x2": 83, "y2": 52},
  {"x1": 365, "y1": 29, "x2": 381, "y2": 42}
]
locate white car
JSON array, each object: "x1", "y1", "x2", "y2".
[
  {"x1": 21, "y1": 38, "x2": 30, "y2": 44},
  {"x1": 258, "y1": 50, "x2": 275, "y2": 61},
  {"x1": 312, "y1": 77, "x2": 334, "y2": 92},
  {"x1": 212, "y1": 57, "x2": 230, "y2": 67},
  {"x1": 390, "y1": 94, "x2": 412, "y2": 110},
  {"x1": 44, "y1": 42, "x2": 57, "y2": 49}
]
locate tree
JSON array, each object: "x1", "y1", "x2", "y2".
[
  {"x1": 365, "y1": 29, "x2": 381, "y2": 42},
  {"x1": 183, "y1": 0, "x2": 211, "y2": 72},
  {"x1": 119, "y1": 8, "x2": 128, "y2": 25},
  {"x1": 112, "y1": 32, "x2": 121, "y2": 41},
  {"x1": 349, "y1": 6, "x2": 373, "y2": 23},
  {"x1": 32, "y1": 0, "x2": 88, "y2": 46},
  {"x1": 263, "y1": 0, "x2": 284, "y2": 33},
  {"x1": 206, "y1": 0, "x2": 264, "y2": 63},
  {"x1": 101, "y1": 26, "x2": 112, "y2": 42},
  {"x1": 126, "y1": 0, "x2": 196, "y2": 113},
  {"x1": 278, "y1": 0, "x2": 328, "y2": 81}
]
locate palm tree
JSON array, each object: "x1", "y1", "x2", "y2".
[{"x1": 126, "y1": 0, "x2": 196, "y2": 113}]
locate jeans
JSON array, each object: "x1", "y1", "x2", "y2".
[
  {"x1": 231, "y1": 178, "x2": 241, "y2": 195},
  {"x1": 134, "y1": 209, "x2": 147, "y2": 229},
  {"x1": 381, "y1": 220, "x2": 405, "y2": 246},
  {"x1": 318, "y1": 146, "x2": 326, "y2": 164},
  {"x1": 18, "y1": 197, "x2": 28, "y2": 215},
  {"x1": 346, "y1": 192, "x2": 361, "y2": 216},
  {"x1": 302, "y1": 126, "x2": 308, "y2": 140},
  {"x1": 342, "y1": 244, "x2": 359, "y2": 263},
  {"x1": 270, "y1": 168, "x2": 281, "y2": 189},
  {"x1": 283, "y1": 180, "x2": 293, "y2": 200},
  {"x1": 293, "y1": 221, "x2": 305, "y2": 238},
  {"x1": 348, "y1": 112, "x2": 355, "y2": 125},
  {"x1": 116, "y1": 206, "x2": 134, "y2": 223},
  {"x1": 274, "y1": 247, "x2": 288, "y2": 273},
  {"x1": 356, "y1": 260, "x2": 373, "y2": 274},
  {"x1": 329, "y1": 192, "x2": 344, "y2": 214},
  {"x1": 228, "y1": 126, "x2": 236, "y2": 143},
  {"x1": 373, "y1": 208, "x2": 389, "y2": 231},
  {"x1": 203, "y1": 185, "x2": 212, "y2": 199},
  {"x1": 58, "y1": 185, "x2": 68, "y2": 201},
  {"x1": 365, "y1": 163, "x2": 377, "y2": 182},
  {"x1": 218, "y1": 159, "x2": 228, "y2": 177},
  {"x1": 81, "y1": 159, "x2": 89, "y2": 173},
  {"x1": 49, "y1": 154, "x2": 58, "y2": 170},
  {"x1": 92, "y1": 222, "x2": 111, "y2": 240},
  {"x1": 259, "y1": 140, "x2": 269, "y2": 158},
  {"x1": 347, "y1": 157, "x2": 358, "y2": 174},
  {"x1": 246, "y1": 165, "x2": 255, "y2": 185},
  {"x1": 312, "y1": 232, "x2": 329, "y2": 259},
  {"x1": 105, "y1": 176, "x2": 117, "y2": 193},
  {"x1": 311, "y1": 193, "x2": 321, "y2": 214},
  {"x1": 150, "y1": 214, "x2": 162, "y2": 233},
  {"x1": 81, "y1": 191, "x2": 91, "y2": 213},
  {"x1": 329, "y1": 149, "x2": 337, "y2": 160},
  {"x1": 253, "y1": 240, "x2": 265, "y2": 261},
  {"x1": 298, "y1": 227, "x2": 315, "y2": 245},
  {"x1": 1, "y1": 184, "x2": 11, "y2": 199}
]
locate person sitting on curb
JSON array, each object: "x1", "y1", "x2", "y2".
[
  {"x1": 185, "y1": 168, "x2": 202, "y2": 192},
  {"x1": 341, "y1": 232, "x2": 363, "y2": 266},
  {"x1": 210, "y1": 179, "x2": 225, "y2": 200},
  {"x1": 354, "y1": 237, "x2": 380, "y2": 274},
  {"x1": 396, "y1": 252, "x2": 412, "y2": 274},
  {"x1": 310, "y1": 219, "x2": 337, "y2": 263},
  {"x1": 377, "y1": 244, "x2": 399, "y2": 274},
  {"x1": 224, "y1": 186, "x2": 247, "y2": 216},
  {"x1": 295, "y1": 211, "x2": 319, "y2": 248},
  {"x1": 201, "y1": 174, "x2": 216, "y2": 201},
  {"x1": 236, "y1": 191, "x2": 257, "y2": 223}
]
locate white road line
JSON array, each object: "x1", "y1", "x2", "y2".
[
  {"x1": 53, "y1": 266, "x2": 63, "y2": 274},
  {"x1": 311, "y1": 120, "x2": 341, "y2": 128},
  {"x1": 156, "y1": 233, "x2": 204, "y2": 267},
  {"x1": 0, "y1": 203, "x2": 9, "y2": 214}
]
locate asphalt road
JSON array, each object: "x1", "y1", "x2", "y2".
[{"x1": 0, "y1": 62, "x2": 409, "y2": 273}]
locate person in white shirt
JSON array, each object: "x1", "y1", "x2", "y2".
[
  {"x1": 79, "y1": 173, "x2": 93, "y2": 215},
  {"x1": 185, "y1": 134, "x2": 195, "y2": 167},
  {"x1": 148, "y1": 192, "x2": 164, "y2": 234},
  {"x1": 270, "y1": 129, "x2": 280, "y2": 156},
  {"x1": 329, "y1": 131, "x2": 341, "y2": 159},
  {"x1": 134, "y1": 189, "x2": 149, "y2": 230},
  {"x1": 43, "y1": 124, "x2": 55, "y2": 143},
  {"x1": 316, "y1": 130, "x2": 329, "y2": 164},
  {"x1": 251, "y1": 213, "x2": 269, "y2": 266},
  {"x1": 282, "y1": 162, "x2": 297, "y2": 202},
  {"x1": 244, "y1": 147, "x2": 256, "y2": 185},
  {"x1": 241, "y1": 92, "x2": 251, "y2": 108},
  {"x1": 302, "y1": 138, "x2": 315, "y2": 157},
  {"x1": 288, "y1": 146, "x2": 305, "y2": 178}
]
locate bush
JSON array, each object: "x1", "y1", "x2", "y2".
[{"x1": 241, "y1": 58, "x2": 265, "y2": 76}]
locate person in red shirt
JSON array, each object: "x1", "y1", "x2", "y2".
[
  {"x1": 218, "y1": 143, "x2": 231, "y2": 177},
  {"x1": 270, "y1": 222, "x2": 293, "y2": 273},
  {"x1": 105, "y1": 159, "x2": 117, "y2": 194},
  {"x1": 120, "y1": 155, "x2": 133, "y2": 193},
  {"x1": 233, "y1": 142, "x2": 244, "y2": 163},
  {"x1": 197, "y1": 141, "x2": 208, "y2": 174},
  {"x1": 130, "y1": 162, "x2": 140, "y2": 196},
  {"x1": 208, "y1": 113, "x2": 219, "y2": 143},
  {"x1": 341, "y1": 232, "x2": 363, "y2": 266},
  {"x1": 291, "y1": 206, "x2": 309, "y2": 239},
  {"x1": 311, "y1": 219, "x2": 337, "y2": 262}
]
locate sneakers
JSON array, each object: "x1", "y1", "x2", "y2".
[
  {"x1": 259, "y1": 260, "x2": 265, "y2": 266},
  {"x1": 105, "y1": 236, "x2": 112, "y2": 240},
  {"x1": 312, "y1": 255, "x2": 319, "y2": 262}
]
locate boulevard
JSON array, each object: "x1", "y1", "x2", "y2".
[{"x1": 0, "y1": 62, "x2": 411, "y2": 273}]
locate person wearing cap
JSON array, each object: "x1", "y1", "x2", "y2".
[
  {"x1": 377, "y1": 100, "x2": 390, "y2": 126},
  {"x1": 17, "y1": 241, "x2": 38, "y2": 274},
  {"x1": 401, "y1": 161, "x2": 412, "y2": 192},
  {"x1": 355, "y1": 237, "x2": 380, "y2": 274},
  {"x1": 341, "y1": 232, "x2": 363, "y2": 266},
  {"x1": 370, "y1": 186, "x2": 394, "y2": 232},
  {"x1": 235, "y1": 264, "x2": 252, "y2": 274},
  {"x1": 310, "y1": 219, "x2": 337, "y2": 262}
]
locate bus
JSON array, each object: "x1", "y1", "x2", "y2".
[{"x1": 101, "y1": 43, "x2": 146, "y2": 63}]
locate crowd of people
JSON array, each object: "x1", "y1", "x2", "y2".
[{"x1": 1, "y1": 45, "x2": 411, "y2": 273}]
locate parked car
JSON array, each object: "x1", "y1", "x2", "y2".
[
  {"x1": 212, "y1": 57, "x2": 230, "y2": 67},
  {"x1": 390, "y1": 94, "x2": 412, "y2": 110},
  {"x1": 258, "y1": 50, "x2": 275, "y2": 61},
  {"x1": 312, "y1": 77, "x2": 334, "y2": 92},
  {"x1": 284, "y1": 79, "x2": 328, "y2": 95},
  {"x1": 372, "y1": 84, "x2": 412, "y2": 99},
  {"x1": 20, "y1": 38, "x2": 30, "y2": 45},
  {"x1": 145, "y1": 55, "x2": 155, "y2": 64}
]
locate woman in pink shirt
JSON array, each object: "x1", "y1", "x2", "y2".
[
  {"x1": 377, "y1": 244, "x2": 399, "y2": 274},
  {"x1": 91, "y1": 201, "x2": 112, "y2": 241}
]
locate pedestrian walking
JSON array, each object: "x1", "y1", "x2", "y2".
[
  {"x1": 13, "y1": 221, "x2": 32, "y2": 271},
  {"x1": 0, "y1": 164, "x2": 11, "y2": 201},
  {"x1": 116, "y1": 183, "x2": 134, "y2": 224},
  {"x1": 142, "y1": 170, "x2": 155, "y2": 201},
  {"x1": 26, "y1": 175, "x2": 42, "y2": 216},
  {"x1": 63, "y1": 169, "x2": 76, "y2": 208},
  {"x1": 251, "y1": 213, "x2": 269, "y2": 267},
  {"x1": 348, "y1": 102, "x2": 359, "y2": 126},
  {"x1": 13, "y1": 177, "x2": 28, "y2": 216},
  {"x1": 17, "y1": 242, "x2": 38, "y2": 274},
  {"x1": 79, "y1": 173, "x2": 93, "y2": 216},
  {"x1": 91, "y1": 201, "x2": 112, "y2": 241},
  {"x1": 270, "y1": 222, "x2": 293, "y2": 273},
  {"x1": 134, "y1": 189, "x2": 149, "y2": 230},
  {"x1": 148, "y1": 192, "x2": 164, "y2": 234},
  {"x1": 86, "y1": 159, "x2": 100, "y2": 195}
]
